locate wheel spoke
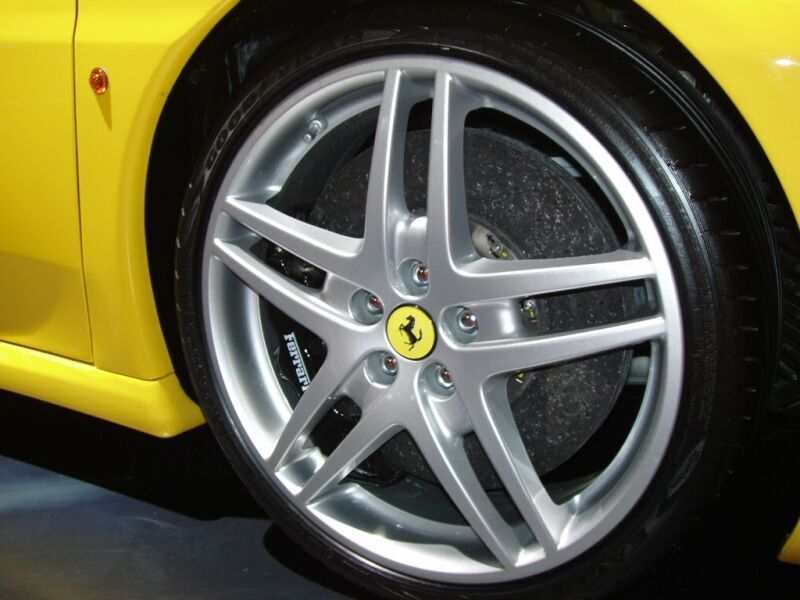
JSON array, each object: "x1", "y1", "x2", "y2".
[
  {"x1": 268, "y1": 357, "x2": 352, "y2": 470},
  {"x1": 338, "y1": 361, "x2": 388, "y2": 408},
  {"x1": 318, "y1": 272, "x2": 366, "y2": 318},
  {"x1": 212, "y1": 238, "x2": 365, "y2": 340},
  {"x1": 297, "y1": 398, "x2": 402, "y2": 504},
  {"x1": 451, "y1": 250, "x2": 655, "y2": 305},
  {"x1": 361, "y1": 69, "x2": 428, "y2": 280},
  {"x1": 426, "y1": 70, "x2": 480, "y2": 277},
  {"x1": 457, "y1": 379, "x2": 570, "y2": 554},
  {"x1": 460, "y1": 315, "x2": 666, "y2": 377},
  {"x1": 223, "y1": 196, "x2": 362, "y2": 280},
  {"x1": 408, "y1": 401, "x2": 521, "y2": 569}
]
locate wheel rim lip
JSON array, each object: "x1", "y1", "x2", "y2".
[{"x1": 200, "y1": 55, "x2": 685, "y2": 583}]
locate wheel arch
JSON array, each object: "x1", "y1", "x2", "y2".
[
  {"x1": 147, "y1": 0, "x2": 373, "y2": 392},
  {"x1": 145, "y1": 0, "x2": 794, "y2": 402},
  {"x1": 74, "y1": 0, "x2": 239, "y2": 381}
]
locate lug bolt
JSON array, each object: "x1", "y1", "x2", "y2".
[
  {"x1": 303, "y1": 118, "x2": 326, "y2": 143},
  {"x1": 457, "y1": 309, "x2": 478, "y2": 333},
  {"x1": 412, "y1": 263, "x2": 430, "y2": 286},
  {"x1": 366, "y1": 294, "x2": 384, "y2": 314},
  {"x1": 435, "y1": 366, "x2": 454, "y2": 389},
  {"x1": 381, "y1": 353, "x2": 398, "y2": 376}
]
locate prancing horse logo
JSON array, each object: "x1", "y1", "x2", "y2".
[
  {"x1": 399, "y1": 315, "x2": 423, "y2": 349},
  {"x1": 386, "y1": 305, "x2": 436, "y2": 360}
]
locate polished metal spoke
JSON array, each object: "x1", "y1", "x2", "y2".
[
  {"x1": 338, "y1": 361, "x2": 392, "y2": 409},
  {"x1": 223, "y1": 196, "x2": 363, "y2": 280},
  {"x1": 298, "y1": 396, "x2": 403, "y2": 504},
  {"x1": 212, "y1": 238, "x2": 366, "y2": 341},
  {"x1": 408, "y1": 399, "x2": 522, "y2": 569},
  {"x1": 268, "y1": 357, "x2": 353, "y2": 471},
  {"x1": 458, "y1": 315, "x2": 666, "y2": 378},
  {"x1": 456, "y1": 380, "x2": 570, "y2": 554},
  {"x1": 318, "y1": 273, "x2": 363, "y2": 317},
  {"x1": 450, "y1": 250, "x2": 655, "y2": 305},
  {"x1": 361, "y1": 70, "x2": 428, "y2": 283},
  {"x1": 426, "y1": 70, "x2": 480, "y2": 278}
]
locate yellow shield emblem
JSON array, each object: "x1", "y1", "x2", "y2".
[{"x1": 386, "y1": 305, "x2": 436, "y2": 360}]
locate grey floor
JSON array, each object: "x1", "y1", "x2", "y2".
[{"x1": 1, "y1": 390, "x2": 799, "y2": 599}]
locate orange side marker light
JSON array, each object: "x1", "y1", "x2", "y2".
[{"x1": 89, "y1": 67, "x2": 109, "y2": 95}]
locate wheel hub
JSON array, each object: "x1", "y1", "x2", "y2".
[{"x1": 386, "y1": 304, "x2": 437, "y2": 360}]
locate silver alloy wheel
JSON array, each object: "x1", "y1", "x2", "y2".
[{"x1": 201, "y1": 56, "x2": 684, "y2": 583}]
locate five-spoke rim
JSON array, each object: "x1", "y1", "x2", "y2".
[{"x1": 201, "y1": 56, "x2": 683, "y2": 583}]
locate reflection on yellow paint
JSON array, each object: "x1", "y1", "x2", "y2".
[
  {"x1": 779, "y1": 519, "x2": 800, "y2": 565},
  {"x1": 0, "y1": 1, "x2": 92, "y2": 361}
]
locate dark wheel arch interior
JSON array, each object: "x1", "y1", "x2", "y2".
[{"x1": 144, "y1": 0, "x2": 795, "y2": 408}]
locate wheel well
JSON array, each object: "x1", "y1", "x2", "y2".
[
  {"x1": 146, "y1": 0, "x2": 337, "y2": 391},
  {"x1": 145, "y1": 0, "x2": 794, "y2": 402}
]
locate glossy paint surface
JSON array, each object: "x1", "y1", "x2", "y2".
[
  {"x1": 0, "y1": 1, "x2": 92, "y2": 361},
  {"x1": 74, "y1": 0, "x2": 237, "y2": 379},
  {"x1": 0, "y1": 1, "x2": 237, "y2": 435},
  {"x1": 637, "y1": 0, "x2": 800, "y2": 222},
  {"x1": 780, "y1": 519, "x2": 800, "y2": 564},
  {"x1": 0, "y1": 339, "x2": 203, "y2": 437}
]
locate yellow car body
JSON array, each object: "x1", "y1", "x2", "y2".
[{"x1": 0, "y1": 0, "x2": 798, "y2": 563}]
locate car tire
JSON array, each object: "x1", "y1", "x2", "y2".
[{"x1": 175, "y1": 3, "x2": 777, "y2": 598}]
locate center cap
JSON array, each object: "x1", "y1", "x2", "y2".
[{"x1": 386, "y1": 305, "x2": 436, "y2": 360}]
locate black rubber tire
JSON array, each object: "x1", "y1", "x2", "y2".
[{"x1": 174, "y1": 3, "x2": 778, "y2": 598}]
